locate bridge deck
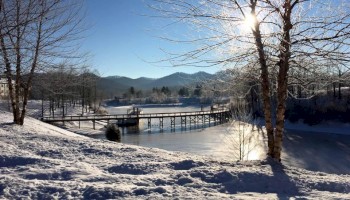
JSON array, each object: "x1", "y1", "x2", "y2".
[{"x1": 41, "y1": 109, "x2": 230, "y2": 123}]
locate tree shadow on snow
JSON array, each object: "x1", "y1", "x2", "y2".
[
  {"x1": 224, "y1": 159, "x2": 299, "y2": 198},
  {"x1": 282, "y1": 130, "x2": 350, "y2": 174},
  {"x1": 190, "y1": 159, "x2": 300, "y2": 197},
  {"x1": 0, "y1": 122, "x2": 15, "y2": 128}
]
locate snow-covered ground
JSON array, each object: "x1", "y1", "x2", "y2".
[
  {"x1": 285, "y1": 120, "x2": 350, "y2": 135},
  {"x1": 282, "y1": 121, "x2": 350, "y2": 174},
  {"x1": 1, "y1": 111, "x2": 350, "y2": 199},
  {"x1": 2, "y1": 100, "x2": 350, "y2": 175}
]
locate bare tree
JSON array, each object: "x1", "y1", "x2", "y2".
[
  {"x1": 79, "y1": 68, "x2": 99, "y2": 114},
  {"x1": 225, "y1": 99, "x2": 261, "y2": 161},
  {"x1": 151, "y1": 0, "x2": 350, "y2": 161},
  {"x1": 0, "y1": 0, "x2": 86, "y2": 125},
  {"x1": 35, "y1": 64, "x2": 99, "y2": 118}
]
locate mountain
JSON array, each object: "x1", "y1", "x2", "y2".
[
  {"x1": 97, "y1": 77, "x2": 130, "y2": 96},
  {"x1": 145, "y1": 71, "x2": 214, "y2": 88},
  {"x1": 104, "y1": 76, "x2": 155, "y2": 88},
  {"x1": 98, "y1": 71, "x2": 214, "y2": 96}
]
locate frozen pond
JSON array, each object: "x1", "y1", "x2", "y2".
[
  {"x1": 103, "y1": 105, "x2": 264, "y2": 161},
  {"x1": 89, "y1": 104, "x2": 350, "y2": 174}
]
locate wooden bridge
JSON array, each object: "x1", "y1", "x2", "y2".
[{"x1": 41, "y1": 109, "x2": 232, "y2": 130}]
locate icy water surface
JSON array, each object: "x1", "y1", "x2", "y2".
[
  {"x1": 104, "y1": 105, "x2": 255, "y2": 160},
  {"x1": 97, "y1": 104, "x2": 350, "y2": 174}
]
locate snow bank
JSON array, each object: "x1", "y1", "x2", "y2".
[{"x1": 0, "y1": 111, "x2": 349, "y2": 199}]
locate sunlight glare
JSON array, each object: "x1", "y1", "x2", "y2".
[{"x1": 244, "y1": 14, "x2": 257, "y2": 30}]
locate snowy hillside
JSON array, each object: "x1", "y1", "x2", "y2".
[{"x1": 0, "y1": 111, "x2": 349, "y2": 199}]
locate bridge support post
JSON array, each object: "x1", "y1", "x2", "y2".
[
  {"x1": 201, "y1": 115, "x2": 204, "y2": 127},
  {"x1": 181, "y1": 116, "x2": 186, "y2": 128},
  {"x1": 148, "y1": 118, "x2": 151, "y2": 128},
  {"x1": 189, "y1": 116, "x2": 195, "y2": 125},
  {"x1": 159, "y1": 118, "x2": 163, "y2": 129},
  {"x1": 170, "y1": 117, "x2": 175, "y2": 130}
]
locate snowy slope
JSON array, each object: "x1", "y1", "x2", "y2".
[{"x1": 0, "y1": 111, "x2": 350, "y2": 199}]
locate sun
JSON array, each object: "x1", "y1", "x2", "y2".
[{"x1": 244, "y1": 14, "x2": 257, "y2": 30}]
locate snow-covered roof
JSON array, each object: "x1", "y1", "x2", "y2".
[{"x1": 0, "y1": 78, "x2": 7, "y2": 84}]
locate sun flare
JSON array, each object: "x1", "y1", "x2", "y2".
[{"x1": 244, "y1": 14, "x2": 257, "y2": 30}]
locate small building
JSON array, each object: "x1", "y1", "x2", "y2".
[{"x1": 0, "y1": 78, "x2": 9, "y2": 98}]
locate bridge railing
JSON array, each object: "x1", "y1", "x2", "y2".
[
  {"x1": 41, "y1": 108, "x2": 230, "y2": 122},
  {"x1": 137, "y1": 109, "x2": 229, "y2": 118},
  {"x1": 41, "y1": 114, "x2": 132, "y2": 122}
]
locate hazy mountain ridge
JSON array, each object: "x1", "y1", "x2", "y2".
[
  {"x1": 145, "y1": 71, "x2": 213, "y2": 89},
  {"x1": 105, "y1": 76, "x2": 155, "y2": 88},
  {"x1": 99, "y1": 71, "x2": 214, "y2": 95}
]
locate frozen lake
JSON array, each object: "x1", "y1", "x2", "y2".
[
  {"x1": 92, "y1": 104, "x2": 350, "y2": 174},
  {"x1": 103, "y1": 105, "x2": 260, "y2": 161}
]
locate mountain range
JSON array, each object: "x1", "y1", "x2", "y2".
[{"x1": 97, "y1": 71, "x2": 214, "y2": 96}]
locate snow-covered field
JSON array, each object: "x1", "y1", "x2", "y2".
[{"x1": 1, "y1": 111, "x2": 350, "y2": 199}]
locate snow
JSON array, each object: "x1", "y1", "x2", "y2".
[
  {"x1": 285, "y1": 120, "x2": 350, "y2": 135},
  {"x1": 0, "y1": 111, "x2": 350, "y2": 199}
]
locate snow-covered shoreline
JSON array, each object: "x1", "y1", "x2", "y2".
[
  {"x1": 1, "y1": 111, "x2": 349, "y2": 199},
  {"x1": 2, "y1": 100, "x2": 350, "y2": 175}
]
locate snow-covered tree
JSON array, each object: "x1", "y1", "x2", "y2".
[
  {"x1": 0, "y1": 0, "x2": 86, "y2": 125},
  {"x1": 151, "y1": 0, "x2": 350, "y2": 161}
]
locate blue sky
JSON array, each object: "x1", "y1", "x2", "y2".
[{"x1": 82, "y1": 0, "x2": 219, "y2": 78}]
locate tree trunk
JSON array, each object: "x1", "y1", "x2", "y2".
[
  {"x1": 52, "y1": 99, "x2": 55, "y2": 118},
  {"x1": 250, "y1": 86, "x2": 255, "y2": 117},
  {"x1": 273, "y1": 0, "x2": 293, "y2": 161},
  {"x1": 297, "y1": 85, "x2": 302, "y2": 98},
  {"x1": 62, "y1": 95, "x2": 65, "y2": 117},
  {"x1": 0, "y1": 33, "x2": 19, "y2": 124},
  {"x1": 338, "y1": 69, "x2": 342, "y2": 99},
  {"x1": 338, "y1": 82, "x2": 341, "y2": 100},
  {"x1": 274, "y1": 66, "x2": 289, "y2": 161},
  {"x1": 19, "y1": 13, "x2": 43, "y2": 125},
  {"x1": 18, "y1": 85, "x2": 30, "y2": 125},
  {"x1": 250, "y1": 2, "x2": 274, "y2": 157}
]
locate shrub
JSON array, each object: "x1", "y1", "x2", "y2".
[
  {"x1": 286, "y1": 109, "x2": 299, "y2": 123},
  {"x1": 95, "y1": 107, "x2": 109, "y2": 115},
  {"x1": 303, "y1": 110, "x2": 323, "y2": 126},
  {"x1": 286, "y1": 103, "x2": 305, "y2": 123},
  {"x1": 105, "y1": 124, "x2": 121, "y2": 142}
]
